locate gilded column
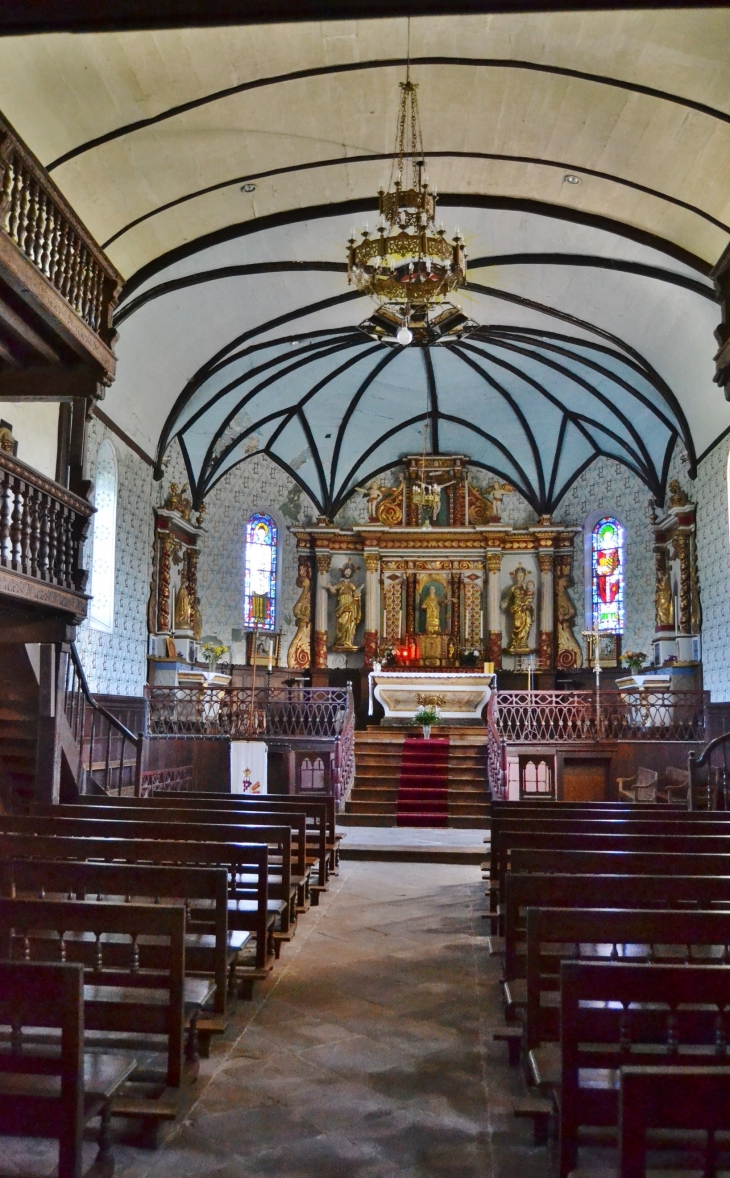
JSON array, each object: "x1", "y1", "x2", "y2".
[
  {"x1": 186, "y1": 548, "x2": 202, "y2": 641},
  {"x1": 286, "y1": 553, "x2": 313, "y2": 669},
  {"x1": 486, "y1": 551, "x2": 503, "y2": 668},
  {"x1": 363, "y1": 550, "x2": 380, "y2": 667},
  {"x1": 406, "y1": 571, "x2": 416, "y2": 637},
  {"x1": 314, "y1": 551, "x2": 331, "y2": 669},
  {"x1": 537, "y1": 550, "x2": 554, "y2": 668},
  {"x1": 157, "y1": 533, "x2": 171, "y2": 632}
]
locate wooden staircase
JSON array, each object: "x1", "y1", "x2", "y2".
[
  {"x1": 0, "y1": 645, "x2": 40, "y2": 806},
  {"x1": 341, "y1": 727, "x2": 490, "y2": 827}
]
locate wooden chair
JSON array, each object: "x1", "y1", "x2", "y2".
[
  {"x1": 620, "y1": 1066, "x2": 730, "y2": 1178},
  {"x1": 659, "y1": 765, "x2": 690, "y2": 805},
  {"x1": 0, "y1": 960, "x2": 134, "y2": 1178},
  {"x1": 616, "y1": 767, "x2": 658, "y2": 802}
]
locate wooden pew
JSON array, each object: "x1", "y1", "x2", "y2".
[
  {"x1": 499, "y1": 871, "x2": 730, "y2": 1028},
  {"x1": 0, "y1": 960, "x2": 135, "y2": 1178},
  {"x1": 491, "y1": 827, "x2": 730, "y2": 929},
  {"x1": 0, "y1": 858, "x2": 238, "y2": 1020},
  {"x1": 22, "y1": 809, "x2": 303, "y2": 930},
  {"x1": 65, "y1": 796, "x2": 331, "y2": 895},
  {"x1": 559, "y1": 961, "x2": 730, "y2": 1177},
  {"x1": 0, "y1": 897, "x2": 206, "y2": 1145},
  {"x1": 620, "y1": 1066, "x2": 730, "y2": 1178},
  {"x1": 91, "y1": 793, "x2": 336, "y2": 891},
  {"x1": 0, "y1": 833, "x2": 273, "y2": 977},
  {"x1": 525, "y1": 907, "x2": 730, "y2": 1087}
]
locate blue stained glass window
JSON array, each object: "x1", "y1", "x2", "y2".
[
  {"x1": 244, "y1": 513, "x2": 277, "y2": 630},
  {"x1": 592, "y1": 516, "x2": 624, "y2": 633}
]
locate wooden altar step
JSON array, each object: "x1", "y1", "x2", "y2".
[{"x1": 341, "y1": 728, "x2": 490, "y2": 827}]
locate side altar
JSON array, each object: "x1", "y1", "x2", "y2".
[{"x1": 288, "y1": 455, "x2": 585, "y2": 678}]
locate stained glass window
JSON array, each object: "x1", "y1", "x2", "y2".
[
  {"x1": 244, "y1": 513, "x2": 277, "y2": 630},
  {"x1": 592, "y1": 516, "x2": 624, "y2": 633}
]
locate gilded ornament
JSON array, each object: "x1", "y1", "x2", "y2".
[
  {"x1": 655, "y1": 552, "x2": 673, "y2": 628},
  {"x1": 326, "y1": 559, "x2": 363, "y2": 651},
  {"x1": 504, "y1": 563, "x2": 535, "y2": 654},
  {"x1": 286, "y1": 557, "x2": 312, "y2": 669},
  {"x1": 555, "y1": 557, "x2": 583, "y2": 670}
]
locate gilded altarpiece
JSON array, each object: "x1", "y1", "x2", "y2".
[
  {"x1": 290, "y1": 456, "x2": 583, "y2": 672},
  {"x1": 147, "y1": 484, "x2": 206, "y2": 668}
]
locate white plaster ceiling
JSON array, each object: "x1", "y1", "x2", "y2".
[{"x1": 0, "y1": 12, "x2": 727, "y2": 509}]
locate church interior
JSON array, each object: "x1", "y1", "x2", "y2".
[{"x1": 0, "y1": 2, "x2": 730, "y2": 1174}]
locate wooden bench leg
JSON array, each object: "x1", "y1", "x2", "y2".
[
  {"x1": 493, "y1": 1025, "x2": 522, "y2": 1066},
  {"x1": 514, "y1": 1097, "x2": 552, "y2": 1145},
  {"x1": 93, "y1": 1102, "x2": 114, "y2": 1176}
]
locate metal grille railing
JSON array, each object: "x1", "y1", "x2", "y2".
[
  {"x1": 146, "y1": 684, "x2": 352, "y2": 739},
  {"x1": 495, "y1": 690, "x2": 708, "y2": 744}
]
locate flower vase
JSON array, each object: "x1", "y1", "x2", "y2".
[{"x1": 422, "y1": 725, "x2": 431, "y2": 740}]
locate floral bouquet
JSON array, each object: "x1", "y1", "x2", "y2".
[{"x1": 621, "y1": 650, "x2": 647, "y2": 675}]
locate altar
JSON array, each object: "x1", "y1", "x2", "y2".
[{"x1": 369, "y1": 670, "x2": 494, "y2": 724}]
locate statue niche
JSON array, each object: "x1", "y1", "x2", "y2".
[{"x1": 326, "y1": 559, "x2": 363, "y2": 651}]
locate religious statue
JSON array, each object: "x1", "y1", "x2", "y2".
[
  {"x1": 174, "y1": 579, "x2": 192, "y2": 630},
  {"x1": 326, "y1": 559, "x2": 363, "y2": 651},
  {"x1": 421, "y1": 584, "x2": 449, "y2": 634},
  {"x1": 655, "y1": 552, "x2": 674, "y2": 628},
  {"x1": 286, "y1": 558, "x2": 312, "y2": 668},
  {"x1": 164, "y1": 482, "x2": 192, "y2": 520},
  {"x1": 358, "y1": 478, "x2": 404, "y2": 526},
  {"x1": 667, "y1": 479, "x2": 690, "y2": 509},
  {"x1": 504, "y1": 563, "x2": 535, "y2": 654},
  {"x1": 555, "y1": 560, "x2": 583, "y2": 669},
  {"x1": 0, "y1": 426, "x2": 16, "y2": 456}
]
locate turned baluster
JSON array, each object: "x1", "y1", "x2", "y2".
[
  {"x1": 55, "y1": 220, "x2": 69, "y2": 295},
  {"x1": 46, "y1": 500, "x2": 58, "y2": 584},
  {"x1": 47, "y1": 207, "x2": 60, "y2": 285},
  {"x1": 10, "y1": 478, "x2": 24, "y2": 571},
  {"x1": 1, "y1": 155, "x2": 16, "y2": 234},
  {"x1": 28, "y1": 487, "x2": 40, "y2": 579},
  {"x1": 67, "y1": 238, "x2": 81, "y2": 308},
  {"x1": 90, "y1": 265, "x2": 102, "y2": 331},
  {"x1": 37, "y1": 493, "x2": 50, "y2": 580},
  {"x1": 79, "y1": 250, "x2": 91, "y2": 321},
  {"x1": 38, "y1": 194, "x2": 52, "y2": 275},
  {"x1": 16, "y1": 174, "x2": 31, "y2": 255},
  {"x1": 0, "y1": 468, "x2": 13, "y2": 567},
  {"x1": 54, "y1": 508, "x2": 67, "y2": 587},
  {"x1": 20, "y1": 482, "x2": 32, "y2": 576},
  {"x1": 61, "y1": 233, "x2": 74, "y2": 300},
  {"x1": 65, "y1": 510, "x2": 75, "y2": 588},
  {"x1": 29, "y1": 183, "x2": 43, "y2": 265}
]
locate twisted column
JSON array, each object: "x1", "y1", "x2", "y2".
[
  {"x1": 363, "y1": 550, "x2": 380, "y2": 666},
  {"x1": 486, "y1": 551, "x2": 503, "y2": 668},
  {"x1": 538, "y1": 550, "x2": 554, "y2": 668}
]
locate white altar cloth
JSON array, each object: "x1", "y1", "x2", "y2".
[{"x1": 368, "y1": 670, "x2": 494, "y2": 722}]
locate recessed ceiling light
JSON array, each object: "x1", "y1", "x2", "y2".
[
  {"x1": 563, "y1": 174, "x2": 581, "y2": 185},
  {"x1": 241, "y1": 183, "x2": 256, "y2": 193}
]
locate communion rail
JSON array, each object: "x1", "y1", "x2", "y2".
[{"x1": 494, "y1": 689, "x2": 709, "y2": 744}]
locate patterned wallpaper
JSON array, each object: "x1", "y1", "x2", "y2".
[
  {"x1": 694, "y1": 436, "x2": 730, "y2": 700},
  {"x1": 75, "y1": 417, "x2": 155, "y2": 696}
]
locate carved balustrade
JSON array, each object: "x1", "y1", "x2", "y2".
[
  {"x1": 0, "y1": 114, "x2": 120, "y2": 349},
  {"x1": 0, "y1": 449, "x2": 93, "y2": 613}
]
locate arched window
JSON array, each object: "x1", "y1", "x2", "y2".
[
  {"x1": 244, "y1": 513, "x2": 278, "y2": 631},
  {"x1": 591, "y1": 516, "x2": 625, "y2": 633},
  {"x1": 89, "y1": 439, "x2": 118, "y2": 632}
]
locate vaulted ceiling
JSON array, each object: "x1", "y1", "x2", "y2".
[{"x1": 0, "y1": 11, "x2": 728, "y2": 510}]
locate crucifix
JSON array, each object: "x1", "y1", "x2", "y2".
[{"x1": 581, "y1": 623, "x2": 603, "y2": 738}]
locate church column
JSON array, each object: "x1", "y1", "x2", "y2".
[
  {"x1": 406, "y1": 572, "x2": 416, "y2": 638},
  {"x1": 363, "y1": 551, "x2": 380, "y2": 667},
  {"x1": 314, "y1": 551, "x2": 331, "y2": 669},
  {"x1": 538, "y1": 550, "x2": 554, "y2": 668},
  {"x1": 486, "y1": 551, "x2": 503, "y2": 668}
]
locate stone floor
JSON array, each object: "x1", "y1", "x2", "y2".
[
  {"x1": 1, "y1": 862, "x2": 550, "y2": 1178},
  {"x1": 337, "y1": 827, "x2": 489, "y2": 848}
]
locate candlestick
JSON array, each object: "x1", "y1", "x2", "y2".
[{"x1": 268, "y1": 636, "x2": 273, "y2": 672}]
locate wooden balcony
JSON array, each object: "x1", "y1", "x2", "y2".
[
  {"x1": 0, "y1": 447, "x2": 93, "y2": 632},
  {"x1": 0, "y1": 112, "x2": 122, "y2": 400}
]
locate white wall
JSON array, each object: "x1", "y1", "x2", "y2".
[
  {"x1": 695, "y1": 436, "x2": 730, "y2": 701},
  {"x1": 1, "y1": 402, "x2": 58, "y2": 479}
]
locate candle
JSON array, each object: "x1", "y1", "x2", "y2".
[
  {"x1": 480, "y1": 610, "x2": 484, "y2": 639},
  {"x1": 398, "y1": 608, "x2": 402, "y2": 636},
  {"x1": 465, "y1": 608, "x2": 471, "y2": 637},
  {"x1": 268, "y1": 637, "x2": 273, "y2": 672},
  {"x1": 384, "y1": 608, "x2": 388, "y2": 638}
]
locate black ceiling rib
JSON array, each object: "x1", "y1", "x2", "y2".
[
  {"x1": 479, "y1": 323, "x2": 695, "y2": 465},
  {"x1": 122, "y1": 194, "x2": 711, "y2": 304},
  {"x1": 423, "y1": 348, "x2": 440, "y2": 456},
  {"x1": 464, "y1": 280, "x2": 674, "y2": 376},
  {"x1": 195, "y1": 337, "x2": 367, "y2": 480},
  {"x1": 295, "y1": 406, "x2": 331, "y2": 511},
  {"x1": 115, "y1": 261, "x2": 348, "y2": 326},
  {"x1": 546, "y1": 415, "x2": 571, "y2": 506},
  {"x1": 329, "y1": 347, "x2": 402, "y2": 497},
  {"x1": 490, "y1": 332, "x2": 679, "y2": 436},
  {"x1": 210, "y1": 442, "x2": 325, "y2": 515},
  {"x1": 154, "y1": 292, "x2": 362, "y2": 473},
  {"x1": 193, "y1": 405, "x2": 290, "y2": 494},
  {"x1": 176, "y1": 333, "x2": 352, "y2": 443},
  {"x1": 422, "y1": 412, "x2": 541, "y2": 511},
  {"x1": 467, "y1": 253, "x2": 716, "y2": 300},
  {"x1": 448, "y1": 344, "x2": 548, "y2": 503},
  {"x1": 476, "y1": 336, "x2": 656, "y2": 481},
  {"x1": 102, "y1": 150, "x2": 730, "y2": 251},
  {"x1": 206, "y1": 326, "x2": 358, "y2": 383},
  {"x1": 47, "y1": 54, "x2": 730, "y2": 174}
]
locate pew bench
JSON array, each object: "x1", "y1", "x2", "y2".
[
  {"x1": 0, "y1": 959, "x2": 135, "y2": 1178},
  {"x1": 0, "y1": 897, "x2": 205, "y2": 1148},
  {"x1": 620, "y1": 1066, "x2": 730, "y2": 1178},
  {"x1": 559, "y1": 960, "x2": 730, "y2": 1177}
]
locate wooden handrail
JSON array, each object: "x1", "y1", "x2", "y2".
[
  {"x1": 68, "y1": 643, "x2": 140, "y2": 747},
  {"x1": 0, "y1": 112, "x2": 122, "y2": 346}
]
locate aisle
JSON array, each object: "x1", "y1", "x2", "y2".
[{"x1": 126, "y1": 862, "x2": 548, "y2": 1178}]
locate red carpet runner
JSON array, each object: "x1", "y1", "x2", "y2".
[{"x1": 396, "y1": 736, "x2": 450, "y2": 827}]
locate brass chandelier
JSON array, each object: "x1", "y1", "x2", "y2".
[{"x1": 347, "y1": 70, "x2": 473, "y2": 346}]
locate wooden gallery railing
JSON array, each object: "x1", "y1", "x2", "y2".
[
  {"x1": 689, "y1": 729, "x2": 730, "y2": 811},
  {"x1": 0, "y1": 450, "x2": 93, "y2": 602},
  {"x1": 487, "y1": 689, "x2": 708, "y2": 799},
  {"x1": 0, "y1": 114, "x2": 120, "y2": 347},
  {"x1": 146, "y1": 684, "x2": 356, "y2": 803},
  {"x1": 64, "y1": 645, "x2": 143, "y2": 795}
]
